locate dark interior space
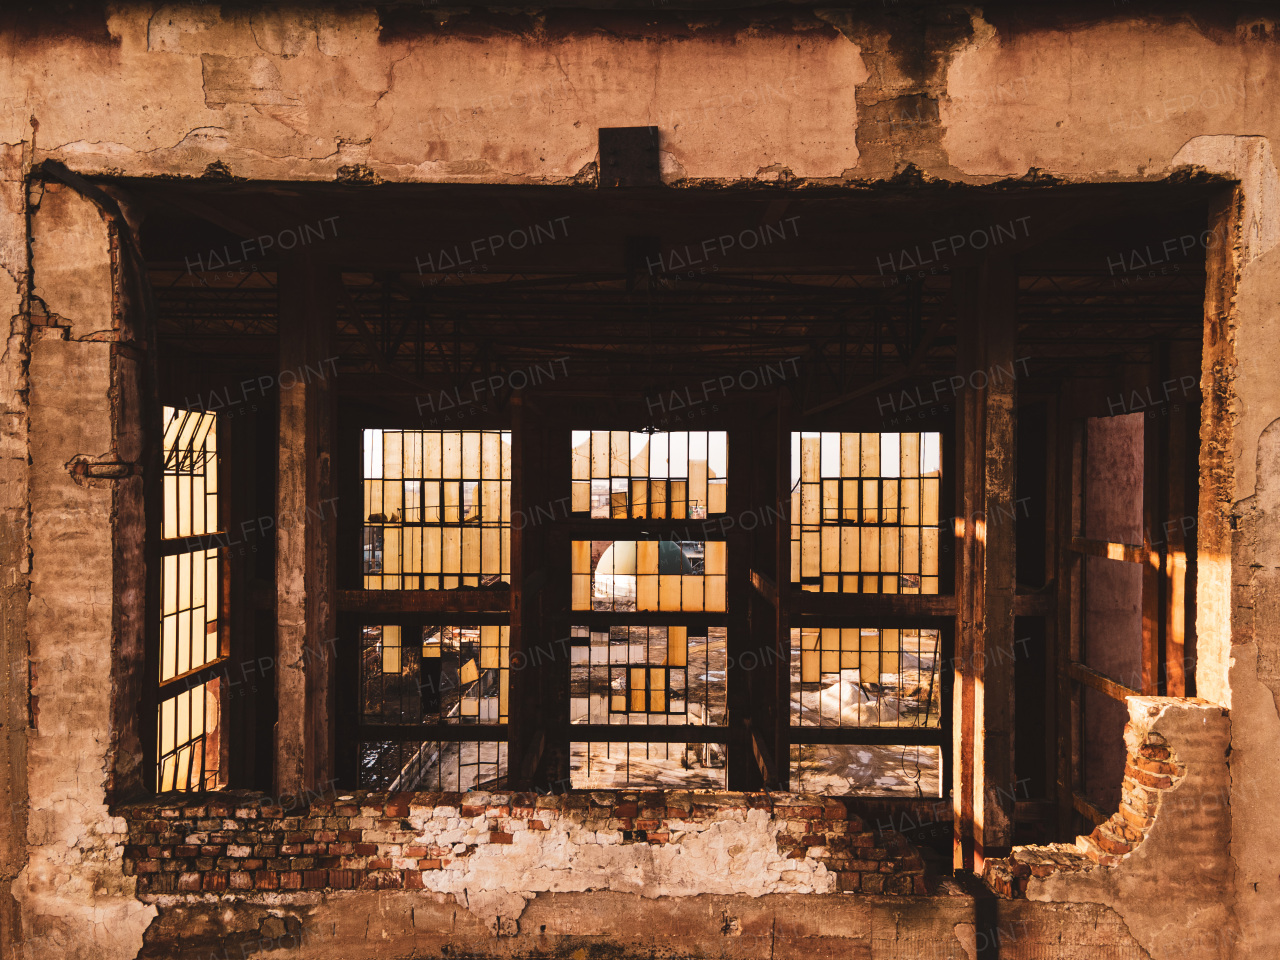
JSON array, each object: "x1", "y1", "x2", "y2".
[{"x1": 131, "y1": 174, "x2": 1209, "y2": 864}]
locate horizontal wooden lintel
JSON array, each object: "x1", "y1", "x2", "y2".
[{"x1": 338, "y1": 587, "x2": 510, "y2": 613}]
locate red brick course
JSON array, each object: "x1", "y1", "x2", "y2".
[
  {"x1": 983, "y1": 728, "x2": 1186, "y2": 898},
  {"x1": 120, "y1": 790, "x2": 928, "y2": 897}
]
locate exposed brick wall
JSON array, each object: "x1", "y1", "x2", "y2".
[
  {"x1": 119, "y1": 791, "x2": 929, "y2": 899},
  {"x1": 984, "y1": 706, "x2": 1190, "y2": 899}
]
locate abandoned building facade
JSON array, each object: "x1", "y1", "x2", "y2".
[{"x1": 0, "y1": 2, "x2": 1277, "y2": 958}]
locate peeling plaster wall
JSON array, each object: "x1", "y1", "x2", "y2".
[
  {"x1": 987, "y1": 697, "x2": 1234, "y2": 960},
  {"x1": 13, "y1": 186, "x2": 155, "y2": 960},
  {"x1": 942, "y1": 15, "x2": 1280, "y2": 178},
  {"x1": 133, "y1": 888, "x2": 1158, "y2": 960},
  {"x1": 0, "y1": 6, "x2": 867, "y2": 183}
]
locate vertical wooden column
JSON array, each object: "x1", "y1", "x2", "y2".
[
  {"x1": 954, "y1": 256, "x2": 1019, "y2": 871},
  {"x1": 510, "y1": 397, "x2": 568, "y2": 789},
  {"x1": 1163, "y1": 341, "x2": 1197, "y2": 697},
  {"x1": 274, "y1": 256, "x2": 337, "y2": 795},
  {"x1": 773, "y1": 391, "x2": 792, "y2": 789},
  {"x1": 1141, "y1": 403, "x2": 1163, "y2": 696},
  {"x1": 725, "y1": 407, "x2": 760, "y2": 790},
  {"x1": 508, "y1": 395, "x2": 529, "y2": 785},
  {"x1": 953, "y1": 268, "x2": 979, "y2": 872},
  {"x1": 977, "y1": 255, "x2": 1019, "y2": 863},
  {"x1": 1054, "y1": 397, "x2": 1084, "y2": 839}
]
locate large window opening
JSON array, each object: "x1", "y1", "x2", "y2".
[
  {"x1": 136, "y1": 174, "x2": 1209, "y2": 864},
  {"x1": 155, "y1": 406, "x2": 226, "y2": 792}
]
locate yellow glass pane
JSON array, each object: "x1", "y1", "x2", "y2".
[
  {"x1": 591, "y1": 431, "x2": 608, "y2": 478},
  {"x1": 610, "y1": 431, "x2": 629, "y2": 477},
  {"x1": 630, "y1": 667, "x2": 646, "y2": 712},
  {"x1": 443, "y1": 527, "x2": 461, "y2": 572},
  {"x1": 424, "y1": 527, "x2": 441, "y2": 574},
  {"x1": 423, "y1": 432, "x2": 442, "y2": 479},
  {"x1": 571, "y1": 540, "x2": 591, "y2": 575},
  {"x1": 637, "y1": 574, "x2": 658, "y2": 612},
  {"x1": 462, "y1": 431, "x2": 480, "y2": 477},
  {"x1": 801, "y1": 435, "x2": 820, "y2": 482},
  {"x1": 705, "y1": 576, "x2": 725, "y2": 612},
  {"x1": 631, "y1": 479, "x2": 648, "y2": 518},
  {"x1": 650, "y1": 480, "x2": 668, "y2": 519},
  {"x1": 860, "y1": 432, "x2": 879, "y2": 477},
  {"x1": 650, "y1": 669, "x2": 665, "y2": 712},
  {"x1": 481, "y1": 625, "x2": 500, "y2": 668},
  {"x1": 923, "y1": 478, "x2": 940, "y2": 526},
  {"x1": 383, "y1": 528, "x2": 402, "y2": 574},
  {"x1": 658, "y1": 575, "x2": 681, "y2": 611},
  {"x1": 681, "y1": 575, "x2": 703, "y2": 611},
  {"x1": 163, "y1": 474, "x2": 178, "y2": 539},
  {"x1": 880, "y1": 527, "x2": 900, "y2": 573},
  {"x1": 708, "y1": 480, "x2": 726, "y2": 514},
  {"x1": 901, "y1": 432, "x2": 920, "y2": 476},
  {"x1": 841, "y1": 528, "x2": 859, "y2": 572},
  {"x1": 801, "y1": 651, "x2": 819, "y2": 683},
  {"x1": 670, "y1": 481, "x2": 687, "y2": 519},
  {"x1": 801, "y1": 531, "x2": 820, "y2": 579},
  {"x1": 841, "y1": 432, "x2": 860, "y2": 478},
  {"x1": 383, "y1": 431, "x2": 403, "y2": 479},
  {"x1": 481, "y1": 431, "x2": 499, "y2": 479},
  {"x1": 689, "y1": 458, "x2": 707, "y2": 516},
  {"x1": 880, "y1": 628, "x2": 900, "y2": 675},
  {"x1": 704, "y1": 541, "x2": 726, "y2": 576},
  {"x1": 637, "y1": 540, "x2": 659, "y2": 576},
  {"x1": 667, "y1": 626, "x2": 687, "y2": 667},
  {"x1": 572, "y1": 574, "x2": 590, "y2": 611}
]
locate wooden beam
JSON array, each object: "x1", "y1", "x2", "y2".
[
  {"x1": 726, "y1": 411, "x2": 760, "y2": 789},
  {"x1": 1142, "y1": 399, "x2": 1162, "y2": 696},
  {"x1": 337, "y1": 587, "x2": 511, "y2": 614},
  {"x1": 1013, "y1": 591, "x2": 1055, "y2": 617},
  {"x1": 1072, "y1": 791, "x2": 1109, "y2": 827},
  {"x1": 275, "y1": 256, "x2": 337, "y2": 794},
  {"x1": 953, "y1": 267, "x2": 979, "y2": 874},
  {"x1": 954, "y1": 255, "x2": 1019, "y2": 873},
  {"x1": 1069, "y1": 536, "x2": 1150, "y2": 565},
  {"x1": 978, "y1": 254, "x2": 1019, "y2": 865},
  {"x1": 508, "y1": 396, "x2": 531, "y2": 787},
  {"x1": 1067, "y1": 660, "x2": 1140, "y2": 703},
  {"x1": 1054, "y1": 403, "x2": 1083, "y2": 840},
  {"x1": 773, "y1": 390, "x2": 792, "y2": 789},
  {"x1": 357, "y1": 723, "x2": 507, "y2": 741},
  {"x1": 1162, "y1": 341, "x2": 1195, "y2": 697},
  {"x1": 797, "y1": 592, "x2": 956, "y2": 618}
]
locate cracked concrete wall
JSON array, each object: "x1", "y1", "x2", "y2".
[
  {"x1": 1168, "y1": 137, "x2": 1280, "y2": 960},
  {"x1": 1020, "y1": 698, "x2": 1233, "y2": 960},
  {"x1": 0, "y1": 140, "x2": 30, "y2": 953},
  {"x1": 135, "y1": 887, "x2": 1153, "y2": 960},
  {"x1": 0, "y1": 5, "x2": 867, "y2": 183},
  {"x1": 12, "y1": 185, "x2": 155, "y2": 960},
  {"x1": 0, "y1": 7, "x2": 1274, "y2": 187}
]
